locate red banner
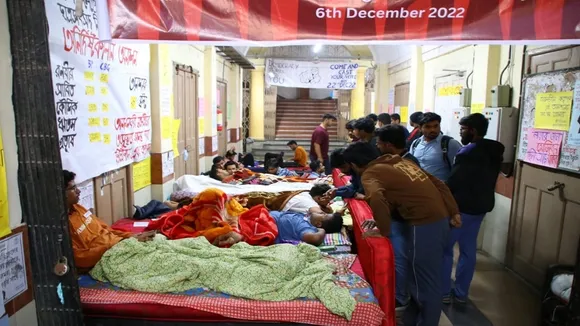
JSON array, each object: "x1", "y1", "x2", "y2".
[{"x1": 107, "y1": 0, "x2": 580, "y2": 42}]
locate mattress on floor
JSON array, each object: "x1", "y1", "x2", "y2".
[
  {"x1": 332, "y1": 169, "x2": 396, "y2": 326},
  {"x1": 80, "y1": 254, "x2": 384, "y2": 325}
]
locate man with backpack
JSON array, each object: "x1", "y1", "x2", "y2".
[{"x1": 409, "y1": 112, "x2": 462, "y2": 182}]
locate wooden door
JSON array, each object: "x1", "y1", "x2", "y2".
[
  {"x1": 94, "y1": 167, "x2": 132, "y2": 225},
  {"x1": 394, "y1": 83, "x2": 410, "y2": 127},
  {"x1": 174, "y1": 65, "x2": 199, "y2": 179},
  {"x1": 217, "y1": 81, "x2": 227, "y2": 155},
  {"x1": 508, "y1": 46, "x2": 580, "y2": 287}
]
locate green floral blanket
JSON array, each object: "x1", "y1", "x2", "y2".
[{"x1": 90, "y1": 235, "x2": 355, "y2": 319}]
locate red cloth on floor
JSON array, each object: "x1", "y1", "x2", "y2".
[{"x1": 238, "y1": 205, "x2": 278, "y2": 246}]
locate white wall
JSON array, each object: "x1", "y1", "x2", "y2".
[
  {"x1": 309, "y1": 89, "x2": 332, "y2": 99},
  {"x1": 277, "y1": 87, "x2": 298, "y2": 99}
]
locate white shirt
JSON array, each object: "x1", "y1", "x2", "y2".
[{"x1": 282, "y1": 192, "x2": 319, "y2": 215}]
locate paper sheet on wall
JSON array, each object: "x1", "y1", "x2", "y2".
[
  {"x1": 437, "y1": 86, "x2": 462, "y2": 97},
  {"x1": 172, "y1": 119, "x2": 181, "y2": 158},
  {"x1": 45, "y1": 1, "x2": 151, "y2": 183},
  {"x1": 534, "y1": 91, "x2": 573, "y2": 131},
  {"x1": 568, "y1": 81, "x2": 580, "y2": 145},
  {"x1": 199, "y1": 138, "x2": 205, "y2": 156},
  {"x1": 77, "y1": 180, "x2": 95, "y2": 210},
  {"x1": 132, "y1": 157, "x2": 151, "y2": 191},
  {"x1": 471, "y1": 103, "x2": 485, "y2": 114},
  {"x1": 0, "y1": 129, "x2": 10, "y2": 238},
  {"x1": 199, "y1": 117, "x2": 205, "y2": 136},
  {"x1": 161, "y1": 117, "x2": 172, "y2": 139},
  {"x1": 523, "y1": 128, "x2": 564, "y2": 168},
  {"x1": 159, "y1": 45, "x2": 171, "y2": 87},
  {"x1": 400, "y1": 106, "x2": 409, "y2": 123},
  {"x1": 160, "y1": 87, "x2": 172, "y2": 116},
  {"x1": 198, "y1": 98, "x2": 205, "y2": 116},
  {"x1": 227, "y1": 101, "x2": 232, "y2": 120},
  {"x1": 162, "y1": 151, "x2": 174, "y2": 177},
  {"x1": 212, "y1": 136, "x2": 218, "y2": 153},
  {"x1": 0, "y1": 233, "x2": 28, "y2": 302}
]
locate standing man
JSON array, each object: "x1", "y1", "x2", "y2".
[
  {"x1": 343, "y1": 142, "x2": 460, "y2": 326},
  {"x1": 377, "y1": 113, "x2": 392, "y2": 127},
  {"x1": 409, "y1": 112, "x2": 462, "y2": 182},
  {"x1": 366, "y1": 113, "x2": 378, "y2": 125},
  {"x1": 286, "y1": 140, "x2": 308, "y2": 167},
  {"x1": 310, "y1": 113, "x2": 337, "y2": 175},
  {"x1": 391, "y1": 113, "x2": 410, "y2": 138},
  {"x1": 353, "y1": 118, "x2": 380, "y2": 156},
  {"x1": 376, "y1": 125, "x2": 420, "y2": 167},
  {"x1": 442, "y1": 113, "x2": 504, "y2": 304}
]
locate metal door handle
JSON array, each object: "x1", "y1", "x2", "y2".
[{"x1": 547, "y1": 182, "x2": 565, "y2": 191}]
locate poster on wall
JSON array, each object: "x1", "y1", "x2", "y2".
[
  {"x1": 265, "y1": 59, "x2": 358, "y2": 90},
  {"x1": 45, "y1": 1, "x2": 151, "y2": 183},
  {"x1": 0, "y1": 233, "x2": 27, "y2": 302},
  {"x1": 0, "y1": 129, "x2": 10, "y2": 238},
  {"x1": 434, "y1": 85, "x2": 462, "y2": 137}
]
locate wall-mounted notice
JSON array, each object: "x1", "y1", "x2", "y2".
[
  {"x1": 46, "y1": 1, "x2": 151, "y2": 183},
  {"x1": 212, "y1": 135, "x2": 218, "y2": 153},
  {"x1": 199, "y1": 117, "x2": 205, "y2": 136},
  {"x1": 132, "y1": 157, "x2": 151, "y2": 191},
  {"x1": 198, "y1": 97, "x2": 205, "y2": 116},
  {"x1": 0, "y1": 233, "x2": 27, "y2": 302},
  {"x1": 77, "y1": 180, "x2": 95, "y2": 210},
  {"x1": 198, "y1": 138, "x2": 205, "y2": 156},
  {"x1": 534, "y1": 91, "x2": 573, "y2": 131},
  {"x1": 471, "y1": 103, "x2": 485, "y2": 114},
  {"x1": 161, "y1": 117, "x2": 172, "y2": 139},
  {"x1": 524, "y1": 128, "x2": 564, "y2": 168},
  {"x1": 568, "y1": 81, "x2": 580, "y2": 146},
  {"x1": 400, "y1": 106, "x2": 409, "y2": 123},
  {"x1": 265, "y1": 59, "x2": 358, "y2": 89},
  {"x1": 162, "y1": 151, "x2": 174, "y2": 178}
]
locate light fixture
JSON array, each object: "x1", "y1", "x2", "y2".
[{"x1": 312, "y1": 44, "x2": 323, "y2": 53}]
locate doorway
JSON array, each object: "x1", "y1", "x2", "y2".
[
  {"x1": 217, "y1": 80, "x2": 227, "y2": 155},
  {"x1": 394, "y1": 82, "x2": 410, "y2": 127},
  {"x1": 173, "y1": 64, "x2": 199, "y2": 179}
]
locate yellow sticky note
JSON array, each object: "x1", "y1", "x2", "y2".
[
  {"x1": 438, "y1": 86, "x2": 462, "y2": 97},
  {"x1": 100, "y1": 73, "x2": 109, "y2": 83},
  {"x1": 103, "y1": 134, "x2": 111, "y2": 144},
  {"x1": 102, "y1": 103, "x2": 109, "y2": 112},
  {"x1": 172, "y1": 119, "x2": 181, "y2": 158},
  {"x1": 100, "y1": 87, "x2": 108, "y2": 96},
  {"x1": 88, "y1": 103, "x2": 97, "y2": 112},
  {"x1": 89, "y1": 132, "x2": 101, "y2": 142},
  {"x1": 88, "y1": 117, "x2": 101, "y2": 127},
  {"x1": 133, "y1": 157, "x2": 151, "y2": 191},
  {"x1": 161, "y1": 116, "x2": 171, "y2": 139},
  {"x1": 534, "y1": 91, "x2": 573, "y2": 131},
  {"x1": 103, "y1": 118, "x2": 109, "y2": 127},
  {"x1": 0, "y1": 129, "x2": 11, "y2": 237},
  {"x1": 400, "y1": 106, "x2": 409, "y2": 123},
  {"x1": 85, "y1": 86, "x2": 95, "y2": 96},
  {"x1": 130, "y1": 96, "x2": 137, "y2": 109},
  {"x1": 84, "y1": 71, "x2": 94, "y2": 81},
  {"x1": 471, "y1": 103, "x2": 485, "y2": 114},
  {"x1": 199, "y1": 117, "x2": 205, "y2": 136}
]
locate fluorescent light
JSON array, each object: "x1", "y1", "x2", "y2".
[{"x1": 312, "y1": 44, "x2": 323, "y2": 53}]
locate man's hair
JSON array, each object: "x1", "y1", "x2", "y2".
[
  {"x1": 63, "y1": 170, "x2": 75, "y2": 188},
  {"x1": 322, "y1": 113, "x2": 337, "y2": 121},
  {"x1": 265, "y1": 158, "x2": 280, "y2": 170},
  {"x1": 208, "y1": 165, "x2": 221, "y2": 180},
  {"x1": 376, "y1": 125, "x2": 407, "y2": 149},
  {"x1": 330, "y1": 148, "x2": 347, "y2": 168},
  {"x1": 343, "y1": 142, "x2": 380, "y2": 167},
  {"x1": 410, "y1": 112, "x2": 424, "y2": 124},
  {"x1": 378, "y1": 113, "x2": 391, "y2": 125},
  {"x1": 366, "y1": 113, "x2": 378, "y2": 122},
  {"x1": 391, "y1": 113, "x2": 401, "y2": 121},
  {"x1": 321, "y1": 213, "x2": 344, "y2": 234},
  {"x1": 419, "y1": 112, "x2": 442, "y2": 126},
  {"x1": 460, "y1": 113, "x2": 489, "y2": 136},
  {"x1": 225, "y1": 150, "x2": 236, "y2": 158},
  {"x1": 309, "y1": 160, "x2": 321, "y2": 172},
  {"x1": 354, "y1": 118, "x2": 375, "y2": 133},
  {"x1": 345, "y1": 120, "x2": 356, "y2": 130},
  {"x1": 224, "y1": 161, "x2": 237, "y2": 169},
  {"x1": 309, "y1": 184, "x2": 331, "y2": 197},
  {"x1": 286, "y1": 140, "x2": 297, "y2": 146},
  {"x1": 212, "y1": 156, "x2": 224, "y2": 164}
]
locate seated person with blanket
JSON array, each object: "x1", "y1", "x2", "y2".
[{"x1": 64, "y1": 170, "x2": 156, "y2": 271}]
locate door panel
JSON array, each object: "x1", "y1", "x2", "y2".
[
  {"x1": 217, "y1": 81, "x2": 227, "y2": 155},
  {"x1": 94, "y1": 167, "x2": 131, "y2": 225},
  {"x1": 174, "y1": 66, "x2": 199, "y2": 178},
  {"x1": 174, "y1": 68, "x2": 186, "y2": 179}
]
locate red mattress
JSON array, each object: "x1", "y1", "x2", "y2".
[{"x1": 332, "y1": 169, "x2": 396, "y2": 326}]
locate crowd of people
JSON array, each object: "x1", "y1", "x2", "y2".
[{"x1": 64, "y1": 108, "x2": 504, "y2": 326}]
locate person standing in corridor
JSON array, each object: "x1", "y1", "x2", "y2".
[
  {"x1": 310, "y1": 113, "x2": 337, "y2": 175},
  {"x1": 442, "y1": 113, "x2": 504, "y2": 304}
]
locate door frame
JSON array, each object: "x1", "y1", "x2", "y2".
[{"x1": 217, "y1": 78, "x2": 228, "y2": 154}]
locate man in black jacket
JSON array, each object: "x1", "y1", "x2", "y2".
[{"x1": 442, "y1": 113, "x2": 504, "y2": 305}]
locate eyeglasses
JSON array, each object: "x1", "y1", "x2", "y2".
[{"x1": 66, "y1": 185, "x2": 78, "y2": 192}]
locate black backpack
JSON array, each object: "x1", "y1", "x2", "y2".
[{"x1": 410, "y1": 135, "x2": 453, "y2": 170}]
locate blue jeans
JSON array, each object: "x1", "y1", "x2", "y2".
[
  {"x1": 390, "y1": 219, "x2": 409, "y2": 305},
  {"x1": 442, "y1": 213, "x2": 485, "y2": 299},
  {"x1": 403, "y1": 218, "x2": 449, "y2": 326}
]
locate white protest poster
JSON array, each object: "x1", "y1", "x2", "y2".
[
  {"x1": 568, "y1": 81, "x2": 580, "y2": 146},
  {"x1": 265, "y1": 59, "x2": 358, "y2": 90},
  {"x1": 45, "y1": 0, "x2": 151, "y2": 183},
  {"x1": 0, "y1": 233, "x2": 27, "y2": 302},
  {"x1": 77, "y1": 179, "x2": 95, "y2": 210}
]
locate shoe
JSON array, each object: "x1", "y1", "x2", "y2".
[
  {"x1": 442, "y1": 294, "x2": 452, "y2": 304},
  {"x1": 454, "y1": 296, "x2": 468, "y2": 304},
  {"x1": 395, "y1": 300, "x2": 408, "y2": 312}
]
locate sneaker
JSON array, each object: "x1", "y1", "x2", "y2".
[
  {"x1": 395, "y1": 300, "x2": 408, "y2": 311},
  {"x1": 454, "y1": 296, "x2": 468, "y2": 304},
  {"x1": 442, "y1": 294, "x2": 453, "y2": 304}
]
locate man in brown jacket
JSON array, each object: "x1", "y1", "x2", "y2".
[{"x1": 342, "y1": 141, "x2": 460, "y2": 326}]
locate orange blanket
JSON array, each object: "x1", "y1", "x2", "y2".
[{"x1": 147, "y1": 188, "x2": 248, "y2": 244}]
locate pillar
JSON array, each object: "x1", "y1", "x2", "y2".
[
  {"x1": 408, "y1": 46, "x2": 424, "y2": 114},
  {"x1": 350, "y1": 67, "x2": 367, "y2": 119},
  {"x1": 203, "y1": 46, "x2": 217, "y2": 139},
  {"x1": 471, "y1": 45, "x2": 501, "y2": 111},
  {"x1": 374, "y1": 64, "x2": 390, "y2": 113},
  {"x1": 249, "y1": 67, "x2": 265, "y2": 140}
]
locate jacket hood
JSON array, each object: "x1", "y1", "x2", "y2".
[{"x1": 459, "y1": 139, "x2": 505, "y2": 164}]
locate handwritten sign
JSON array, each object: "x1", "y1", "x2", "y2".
[
  {"x1": 0, "y1": 233, "x2": 27, "y2": 302},
  {"x1": 199, "y1": 117, "x2": 205, "y2": 136},
  {"x1": 524, "y1": 128, "x2": 564, "y2": 168},
  {"x1": 568, "y1": 81, "x2": 580, "y2": 146},
  {"x1": 400, "y1": 106, "x2": 409, "y2": 123},
  {"x1": 132, "y1": 157, "x2": 151, "y2": 191},
  {"x1": 265, "y1": 59, "x2": 358, "y2": 89},
  {"x1": 534, "y1": 91, "x2": 573, "y2": 131},
  {"x1": 471, "y1": 103, "x2": 485, "y2": 114},
  {"x1": 172, "y1": 119, "x2": 181, "y2": 158},
  {"x1": 77, "y1": 180, "x2": 95, "y2": 210},
  {"x1": 0, "y1": 129, "x2": 10, "y2": 237},
  {"x1": 46, "y1": 1, "x2": 151, "y2": 182},
  {"x1": 437, "y1": 86, "x2": 462, "y2": 97}
]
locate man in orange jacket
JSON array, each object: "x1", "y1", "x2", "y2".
[{"x1": 64, "y1": 170, "x2": 155, "y2": 271}]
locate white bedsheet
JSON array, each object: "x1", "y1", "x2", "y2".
[{"x1": 174, "y1": 175, "x2": 314, "y2": 195}]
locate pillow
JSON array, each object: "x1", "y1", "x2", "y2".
[{"x1": 323, "y1": 227, "x2": 352, "y2": 246}]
